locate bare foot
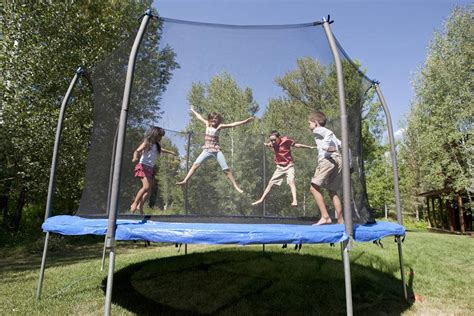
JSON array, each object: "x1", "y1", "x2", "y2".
[
  {"x1": 252, "y1": 199, "x2": 263, "y2": 206},
  {"x1": 130, "y1": 202, "x2": 138, "y2": 213},
  {"x1": 235, "y1": 187, "x2": 244, "y2": 194},
  {"x1": 176, "y1": 180, "x2": 187, "y2": 186},
  {"x1": 313, "y1": 217, "x2": 332, "y2": 225},
  {"x1": 337, "y1": 218, "x2": 344, "y2": 224},
  {"x1": 291, "y1": 201, "x2": 298, "y2": 207}
]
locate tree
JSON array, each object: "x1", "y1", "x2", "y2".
[
  {"x1": 400, "y1": 5, "x2": 473, "y2": 216},
  {"x1": 0, "y1": 2, "x2": 173, "y2": 230}
]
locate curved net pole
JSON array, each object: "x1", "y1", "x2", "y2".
[
  {"x1": 106, "y1": 127, "x2": 120, "y2": 218},
  {"x1": 103, "y1": 10, "x2": 153, "y2": 316},
  {"x1": 373, "y1": 83, "x2": 402, "y2": 224},
  {"x1": 261, "y1": 132, "x2": 267, "y2": 216},
  {"x1": 373, "y1": 82, "x2": 408, "y2": 300},
  {"x1": 322, "y1": 19, "x2": 353, "y2": 316},
  {"x1": 36, "y1": 67, "x2": 85, "y2": 300},
  {"x1": 101, "y1": 126, "x2": 119, "y2": 272},
  {"x1": 184, "y1": 132, "x2": 192, "y2": 214}
]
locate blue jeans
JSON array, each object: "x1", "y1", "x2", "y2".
[{"x1": 194, "y1": 150, "x2": 229, "y2": 170}]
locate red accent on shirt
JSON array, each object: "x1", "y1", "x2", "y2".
[{"x1": 272, "y1": 136, "x2": 295, "y2": 166}]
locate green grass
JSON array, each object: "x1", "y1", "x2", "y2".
[{"x1": 0, "y1": 231, "x2": 473, "y2": 315}]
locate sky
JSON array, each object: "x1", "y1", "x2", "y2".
[{"x1": 151, "y1": 0, "x2": 469, "y2": 135}]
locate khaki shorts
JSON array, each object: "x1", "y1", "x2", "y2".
[
  {"x1": 269, "y1": 164, "x2": 295, "y2": 186},
  {"x1": 311, "y1": 153, "x2": 342, "y2": 192}
]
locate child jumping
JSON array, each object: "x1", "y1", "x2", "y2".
[
  {"x1": 308, "y1": 111, "x2": 343, "y2": 225},
  {"x1": 252, "y1": 131, "x2": 315, "y2": 207},
  {"x1": 131, "y1": 126, "x2": 176, "y2": 214},
  {"x1": 176, "y1": 106, "x2": 254, "y2": 193}
]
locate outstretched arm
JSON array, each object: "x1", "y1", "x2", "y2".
[
  {"x1": 161, "y1": 148, "x2": 178, "y2": 156},
  {"x1": 132, "y1": 142, "x2": 146, "y2": 163},
  {"x1": 219, "y1": 116, "x2": 255, "y2": 129},
  {"x1": 190, "y1": 106, "x2": 208, "y2": 125},
  {"x1": 293, "y1": 143, "x2": 316, "y2": 149}
]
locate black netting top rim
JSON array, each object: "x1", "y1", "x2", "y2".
[
  {"x1": 160, "y1": 17, "x2": 322, "y2": 30},
  {"x1": 159, "y1": 127, "x2": 191, "y2": 135},
  {"x1": 333, "y1": 37, "x2": 375, "y2": 84}
]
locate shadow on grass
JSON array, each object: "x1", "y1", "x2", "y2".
[
  {"x1": 0, "y1": 236, "x2": 105, "y2": 274},
  {"x1": 0, "y1": 235, "x2": 159, "y2": 276},
  {"x1": 105, "y1": 250, "x2": 414, "y2": 315}
]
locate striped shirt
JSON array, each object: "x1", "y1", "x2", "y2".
[{"x1": 202, "y1": 126, "x2": 221, "y2": 152}]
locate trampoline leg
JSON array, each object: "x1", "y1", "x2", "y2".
[
  {"x1": 104, "y1": 246, "x2": 116, "y2": 316},
  {"x1": 36, "y1": 232, "x2": 50, "y2": 300},
  {"x1": 396, "y1": 236, "x2": 408, "y2": 300},
  {"x1": 262, "y1": 244, "x2": 265, "y2": 252},
  {"x1": 101, "y1": 235, "x2": 107, "y2": 271},
  {"x1": 341, "y1": 239, "x2": 353, "y2": 316},
  {"x1": 185, "y1": 243, "x2": 188, "y2": 255}
]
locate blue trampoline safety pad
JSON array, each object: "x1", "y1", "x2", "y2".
[{"x1": 42, "y1": 216, "x2": 405, "y2": 245}]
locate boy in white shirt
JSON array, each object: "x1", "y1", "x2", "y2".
[{"x1": 308, "y1": 111, "x2": 343, "y2": 225}]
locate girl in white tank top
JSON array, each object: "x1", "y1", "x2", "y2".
[{"x1": 130, "y1": 126, "x2": 177, "y2": 214}]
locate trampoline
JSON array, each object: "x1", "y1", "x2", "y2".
[
  {"x1": 42, "y1": 215, "x2": 405, "y2": 245},
  {"x1": 36, "y1": 9, "x2": 407, "y2": 316}
]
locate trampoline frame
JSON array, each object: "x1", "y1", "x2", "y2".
[{"x1": 35, "y1": 10, "x2": 407, "y2": 316}]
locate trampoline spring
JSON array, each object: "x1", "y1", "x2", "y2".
[
  {"x1": 140, "y1": 215, "x2": 151, "y2": 224},
  {"x1": 373, "y1": 239, "x2": 383, "y2": 248},
  {"x1": 394, "y1": 235, "x2": 405, "y2": 243}
]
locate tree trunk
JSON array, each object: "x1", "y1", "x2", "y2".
[
  {"x1": 415, "y1": 204, "x2": 419, "y2": 222},
  {"x1": 425, "y1": 198, "x2": 432, "y2": 227},
  {"x1": 458, "y1": 194, "x2": 465, "y2": 234},
  {"x1": 431, "y1": 198, "x2": 438, "y2": 228},
  {"x1": 12, "y1": 188, "x2": 27, "y2": 231},
  {"x1": 1, "y1": 179, "x2": 12, "y2": 227}
]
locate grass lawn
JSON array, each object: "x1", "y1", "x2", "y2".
[{"x1": 0, "y1": 230, "x2": 472, "y2": 315}]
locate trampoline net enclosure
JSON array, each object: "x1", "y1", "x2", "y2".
[{"x1": 78, "y1": 17, "x2": 375, "y2": 224}]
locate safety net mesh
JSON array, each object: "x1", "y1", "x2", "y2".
[{"x1": 77, "y1": 16, "x2": 375, "y2": 224}]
